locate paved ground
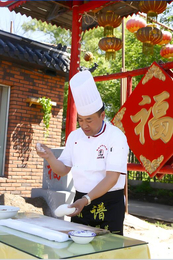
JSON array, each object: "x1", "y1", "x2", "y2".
[
  {"x1": 128, "y1": 199, "x2": 173, "y2": 222},
  {"x1": 124, "y1": 199, "x2": 173, "y2": 259}
]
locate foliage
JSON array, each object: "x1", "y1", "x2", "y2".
[
  {"x1": 22, "y1": 19, "x2": 71, "y2": 48},
  {"x1": 22, "y1": 13, "x2": 173, "y2": 183},
  {"x1": 81, "y1": 27, "x2": 122, "y2": 120},
  {"x1": 22, "y1": 16, "x2": 167, "y2": 121},
  {"x1": 129, "y1": 182, "x2": 173, "y2": 206},
  {"x1": 128, "y1": 167, "x2": 173, "y2": 184},
  {"x1": 133, "y1": 181, "x2": 153, "y2": 193},
  {"x1": 38, "y1": 97, "x2": 52, "y2": 138},
  {"x1": 159, "y1": 2, "x2": 173, "y2": 29}
]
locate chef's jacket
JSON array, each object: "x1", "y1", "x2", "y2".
[{"x1": 58, "y1": 122, "x2": 129, "y2": 193}]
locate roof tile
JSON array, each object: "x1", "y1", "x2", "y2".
[{"x1": 0, "y1": 30, "x2": 70, "y2": 75}]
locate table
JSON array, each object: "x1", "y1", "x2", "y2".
[{"x1": 0, "y1": 213, "x2": 151, "y2": 259}]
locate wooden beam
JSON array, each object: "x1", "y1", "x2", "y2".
[
  {"x1": 46, "y1": 4, "x2": 68, "y2": 21},
  {"x1": 94, "y1": 61, "x2": 173, "y2": 82},
  {"x1": 127, "y1": 163, "x2": 173, "y2": 174},
  {"x1": 26, "y1": 97, "x2": 57, "y2": 107},
  {"x1": 139, "y1": 12, "x2": 173, "y2": 33},
  {"x1": 51, "y1": 0, "x2": 72, "y2": 10},
  {"x1": 121, "y1": 1, "x2": 173, "y2": 32},
  {"x1": 0, "y1": 1, "x2": 17, "y2": 7},
  {"x1": 78, "y1": 1, "x2": 112, "y2": 15}
]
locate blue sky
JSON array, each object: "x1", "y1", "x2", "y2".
[
  {"x1": 0, "y1": 7, "x2": 30, "y2": 35},
  {"x1": 0, "y1": 6, "x2": 49, "y2": 42}
]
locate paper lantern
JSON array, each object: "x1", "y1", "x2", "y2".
[
  {"x1": 160, "y1": 44, "x2": 173, "y2": 59},
  {"x1": 126, "y1": 17, "x2": 146, "y2": 33},
  {"x1": 97, "y1": 11, "x2": 122, "y2": 36},
  {"x1": 98, "y1": 36, "x2": 122, "y2": 60},
  {"x1": 157, "y1": 31, "x2": 172, "y2": 45},
  {"x1": 139, "y1": 0, "x2": 167, "y2": 22},
  {"x1": 136, "y1": 26, "x2": 163, "y2": 54},
  {"x1": 84, "y1": 51, "x2": 93, "y2": 61}
]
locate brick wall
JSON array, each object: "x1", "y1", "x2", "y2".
[{"x1": 0, "y1": 60, "x2": 65, "y2": 197}]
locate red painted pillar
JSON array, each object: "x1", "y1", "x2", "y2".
[
  {"x1": 65, "y1": 1, "x2": 82, "y2": 141},
  {"x1": 127, "y1": 76, "x2": 132, "y2": 99}
]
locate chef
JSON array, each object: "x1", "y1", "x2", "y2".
[{"x1": 36, "y1": 70, "x2": 129, "y2": 235}]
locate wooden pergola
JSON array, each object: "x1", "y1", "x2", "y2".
[
  {"x1": 1, "y1": 0, "x2": 173, "y2": 179},
  {"x1": 0, "y1": 0, "x2": 152, "y2": 136}
]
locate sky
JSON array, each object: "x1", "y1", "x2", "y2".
[{"x1": 0, "y1": 6, "x2": 49, "y2": 42}]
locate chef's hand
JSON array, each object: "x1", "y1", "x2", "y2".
[
  {"x1": 67, "y1": 198, "x2": 88, "y2": 217},
  {"x1": 35, "y1": 143, "x2": 54, "y2": 160}
]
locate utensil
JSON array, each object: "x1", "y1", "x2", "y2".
[
  {"x1": 0, "y1": 205, "x2": 20, "y2": 219},
  {"x1": 68, "y1": 230, "x2": 96, "y2": 244}
]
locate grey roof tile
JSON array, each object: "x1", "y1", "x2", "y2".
[{"x1": 0, "y1": 30, "x2": 70, "y2": 75}]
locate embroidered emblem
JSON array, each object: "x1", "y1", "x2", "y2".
[
  {"x1": 96, "y1": 145, "x2": 107, "y2": 159},
  {"x1": 97, "y1": 149, "x2": 104, "y2": 159}
]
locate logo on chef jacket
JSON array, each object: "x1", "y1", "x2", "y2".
[
  {"x1": 97, "y1": 149, "x2": 104, "y2": 159},
  {"x1": 96, "y1": 145, "x2": 107, "y2": 159}
]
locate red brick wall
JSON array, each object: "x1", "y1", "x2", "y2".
[{"x1": 0, "y1": 60, "x2": 65, "y2": 197}]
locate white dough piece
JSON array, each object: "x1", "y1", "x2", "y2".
[
  {"x1": 54, "y1": 204, "x2": 76, "y2": 217},
  {"x1": 0, "y1": 219, "x2": 69, "y2": 242},
  {"x1": 36, "y1": 142, "x2": 45, "y2": 152}
]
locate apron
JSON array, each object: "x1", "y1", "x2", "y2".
[{"x1": 71, "y1": 189, "x2": 125, "y2": 235}]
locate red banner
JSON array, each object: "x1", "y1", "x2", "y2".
[{"x1": 112, "y1": 62, "x2": 173, "y2": 178}]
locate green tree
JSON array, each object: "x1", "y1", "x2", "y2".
[
  {"x1": 22, "y1": 19, "x2": 71, "y2": 47},
  {"x1": 22, "y1": 14, "x2": 173, "y2": 183},
  {"x1": 159, "y1": 2, "x2": 173, "y2": 27},
  {"x1": 22, "y1": 16, "x2": 170, "y2": 123}
]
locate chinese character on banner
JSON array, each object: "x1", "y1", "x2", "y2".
[
  {"x1": 47, "y1": 165, "x2": 61, "y2": 180},
  {"x1": 111, "y1": 62, "x2": 173, "y2": 178}
]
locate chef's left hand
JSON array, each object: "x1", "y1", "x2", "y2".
[{"x1": 67, "y1": 198, "x2": 87, "y2": 217}]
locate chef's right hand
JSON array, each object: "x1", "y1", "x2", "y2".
[
  {"x1": 35, "y1": 143, "x2": 54, "y2": 160},
  {"x1": 68, "y1": 198, "x2": 88, "y2": 217}
]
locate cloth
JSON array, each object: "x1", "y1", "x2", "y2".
[
  {"x1": 0, "y1": 219, "x2": 69, "y2": 242},
  {"x1": 71, "y1": 189, "x2": 125, "y2": 235},
  {"x1": 69, "y1": 70, "x2": 103, "y2": 116},
  {"x1": 58, "y1": 122, "x2": 129, "y2": 193}
]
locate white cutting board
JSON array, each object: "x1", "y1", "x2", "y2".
[{"x1": 17, "y1": 214, "x2": 109, "y2": 235}]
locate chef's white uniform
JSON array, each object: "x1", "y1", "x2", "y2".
[{"x1": 58, "y1": 121, "x2": 129, "y2": 234}]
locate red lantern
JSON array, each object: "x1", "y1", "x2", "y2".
[
  {"x1": 97, "y1": 11, "x2": 122, "y2": 36},
  {"x1": 136, "y1": 26, "x2": 163, "y2": 54},
  {"x1": 84, "y1": 51, "x2": 93, "y2": 61},
  {"x1": 98, "y1": 36, "x2": 122, "y2": 60},
  {"x1": 160, "y1": 44, "x2": 173, "y2": 59},
  {"x1": 139, "y1": 1, "x2": 167, "y2": 22},
  {"x1": 157, "y1": 31, "x2": 172, "y2": 45},
  {"x1": 126, "y1": 17, "x2": 146, "y2": 33}
]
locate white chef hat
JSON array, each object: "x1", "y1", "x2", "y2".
[{"x1": 69, "y1": 70, "x2": 103, "y2": 116}]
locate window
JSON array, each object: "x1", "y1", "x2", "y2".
[{"x1": 0, "y1": 85, "x2": 10, "y2": 176}]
